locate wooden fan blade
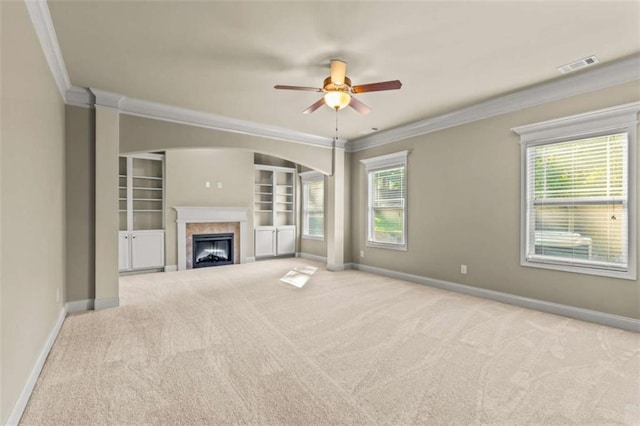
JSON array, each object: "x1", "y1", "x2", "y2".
[
  {"x1": 349, "y1": 96, "x2": 371, "y2": 115},
  {"x1": 274, "y1": 85, "x2": 323, "y2": 92},
  {"x1": 352, "y1": 80, "x2": 402, "y2": 94},
  {"x1": 303, "y1": 98, "x2": 326, "y2": 114},
  {"x1": 330, "y1": 59, "x2": 347, "y2": 85}
]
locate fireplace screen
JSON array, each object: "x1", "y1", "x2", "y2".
[{"x1": 192, "y1": 233, "x2": 233, "y2": 268}]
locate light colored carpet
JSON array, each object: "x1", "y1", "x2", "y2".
[{"x1": 21, "y1": 259, "x2": 640, "y2": 425}]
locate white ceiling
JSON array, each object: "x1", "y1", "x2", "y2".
[{"x1": 48, "y1": 0, "x2": 640, "y2": 141}]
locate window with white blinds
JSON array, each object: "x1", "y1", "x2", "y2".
[
  {"x1": 361, "y1": 151, "x2": 408, "y2": 249},
  {"x1": 526, "y1": 133, "x2": 628, "y2": 270},
  {"x1": 514, "y1": 102, "x2": 638, "y2": 280},
  {"x1": 301, "y1": 173, "x2": 324, "y2": 239}
]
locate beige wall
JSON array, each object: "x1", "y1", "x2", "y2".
[
  {"x1": 65, "y1": 106, "x2": 95, "y2": 302},
  {"x1": 350, "y1": 80, "x2": 640, "y2": 319},
  {"x1": 1, "y1": 2, "x2": 66, "y2": 422},
  {"x1": 165, "y1": 149, "x2": 255, "y2": 266},
  {"x1": 119, "y1": 114, "x2": 333, "y2": 175}
]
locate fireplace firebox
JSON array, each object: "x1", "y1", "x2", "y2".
[{"x1": 192, "y1": 233, "x2": 234, "y2": 268}]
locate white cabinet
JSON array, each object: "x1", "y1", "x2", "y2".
[
  {"x1": 120, "y1": 230, "x2": 165, "y2": 271},
  {"x1": 255, "y1": 227, "x2": 276, "y2": 257},
  {"x1": 119, "y1": 233, "x2": 130, "y2": 271},
  {"x1": 254, "y1": 165, "x2": 297, "y2": 258},
  {"x1": 131, "y1": 231, "x2": 165, "y2": 270},
  {"x1": 254, "y1": 225, "x2": 295, "y2": 258},
  {"x1": 119, "y1": 153, "x2": 165, "y2": 272},
  {"x1": 276, "y1": 226, "x2": 296, "y2": 255}
]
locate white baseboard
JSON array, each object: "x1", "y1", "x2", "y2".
[
  {"x1": 65, "y1": 299, "x2": 94, "y2": 313},
  {"x1": 164, "y1": 265, "x2": 177, "y2": 272},
  {"x1": 353, "y1": 263, "x2": 640, "y2": 332},
  {"x1": 327, "y1": 263, "x2": 353, "y2": 272},
  {"x1": 245, "y1": 257, "x2": 256, "y2": 263},
  {"x1": 94, "y1": 297, "x2": 119, "y2": 310},
  {"x1": 297, "y1": 252, "x2": 328, "y2": 263},
  {"x1": 5, "y1": 307, "x2": 66, "y2": 426}
]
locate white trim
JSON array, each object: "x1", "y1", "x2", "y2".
[
  {"x1": 91, "y1": 88, "x2": 123, "y2": 110},
  {"x1": 164, "y1": 265, "x2": 178, "y2": 272},
  {"x1": 255, "y1": 164, "x2": 296, "y2": 173},
  {"x1": 299, "y1": 170, "x2": 325, "y2": 180},
  {"x1": 65, "y1": 299, "x2": 94, "y2": 313},
  {"x1": 347, "y1": 55, "x2": 640, "y2": 152},
  {"x1": 297, "y1": 252, "x2": 328, "y2": 263},
  {"x1": 362, "y1": 152, "x2": 409, "y2": 250},
  {"x1": 65, "y1": 86, "x2": 94, "y2": 108},
  {"x1": 94, "y1": 297, "x2": 119, "y2": 310},
  {"x1": 327, "y1": 263, "x2": 352, "y2": 271},
  {"x1": 24, "y1": 0, "x2": 71, "y2": 99},
  {"x1": 514, "y1": 102, "x2": 639, "y2": 280},
  {"x1": 512, "y1": 101, "x2": 640, "y2": 143},
  {"x1": 174, "y1": 206, "x2": 249, "y2": 270},
  {"x1": 120, "y1": 95, "x2": 335, "y2": 148},
  {"x1": 5, "y1": 308, "x2": 66, "y2": 426},
  {"x1": 246, "y1": 257, "x2": 256, "y2": 263},
  {"x1": 360, "y1": 150, "x2": 408, "y2": 170},
  {"x1": 353, "y1": 263, "x2": 640, "y2": 332}
]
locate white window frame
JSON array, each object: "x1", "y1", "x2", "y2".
[
  {"x1": 361, "y1": 151, "x2": 408, "y2": 250},
  {"x1": 299, "y1": 170, "x2": 324, "y2": 240},
  {"x1": 512, "y1": 102, "x2": 639, "y2": 280}
]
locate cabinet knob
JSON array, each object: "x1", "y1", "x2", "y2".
[{"x1": 125, "y1": 236, "x2": 128, "y2": 239}]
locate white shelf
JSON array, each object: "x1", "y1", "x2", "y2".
[
  {"x1": 132, "y1": 175, "x2": 162, "y2": 180},
  {"x1": 133, "y1": 209, "x2": 163, "y2": 213},
  {"x1": 133, "y1": 198, "x2": 162, "y2": 202},
  {"x1": 255, "y1": 209, "x2": 273, "y2": 213},
  {"x1": 132, "y1": 187, "x2": 163, "y2": 191}
]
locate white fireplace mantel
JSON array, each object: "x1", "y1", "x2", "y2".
[{"x1": 174, "y1": 206, "x2": 249, "y2": 271}]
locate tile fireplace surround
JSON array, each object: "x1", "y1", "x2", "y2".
[{"x1": 174, "y1": 207, "x2": 250, "y2": 271}]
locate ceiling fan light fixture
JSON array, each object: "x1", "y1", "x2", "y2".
[{"x1": 324, "y1": 91, "x2": 351, "y2": 110}]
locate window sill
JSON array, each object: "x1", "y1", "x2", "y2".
[
  {"x1": 302, "y1": 235, "x2": 324, "y2": 241},
  {"x1": 521, "y1": 258, "x2": 636, "y2": 280},
  {"x1": 366, "y1": 241, "x2": 407, "y2": 251}
]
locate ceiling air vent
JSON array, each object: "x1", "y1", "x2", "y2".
[{"x1": 557, "y1": 56, "x2": 599, "y2": 74}]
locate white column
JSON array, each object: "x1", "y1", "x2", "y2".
[
  {"x1": 327, "y1": 146, "x2": 345, "y2": 270},
  {"x1": 94, "y1": 90, "x2": 122, "y2": 309}
]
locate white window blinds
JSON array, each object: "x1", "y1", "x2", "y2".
[
  {"x1": 525, "y1": 133, "x2": 628, "y2": 271},
  {"x1": 301, "y1": 174, "x2": 324, "y2": 238},
  {"x1": 361, "y1": 151, "x2": 408, "y2": 248}
]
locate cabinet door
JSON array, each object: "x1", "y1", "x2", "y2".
[
  {"x1": 276, "y1": 227, "x2": 296, "y2": 255},
  {"x1": 119, "y1": 233, "x2": 130, "y2": 271},
  {"x1": 255, "y1": 228, "x2": 276, "y2": 257},
  {"x1": 131, "y1": 231, "x2": 165, "y2": 270}
]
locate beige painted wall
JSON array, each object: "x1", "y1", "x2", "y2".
[
  {"x1": 350, "y1": 80, "x2": 640, "y2": 319},
  {"x1": 119, "y1": 114, "x2": 333, "y2": 175},
  {"x1": 65, "y1": 106, "x2": 95, "y2": 302},
  {"x1": 1, "y1": 2, "x2": 66, "y2": 422},
  {"x1": 165, "y1": 149, "x2": 255, "y2": 266}
]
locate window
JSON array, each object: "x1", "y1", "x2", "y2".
[
  {"x1": 361, "y1": 151, "x2": 408, "y2": 249},
  {"x1": 513, "y1": 102, "x2": 638, "y2": 280},
  {"x1": 300, "y1": 171, "x2": 324, "y2": 239}
]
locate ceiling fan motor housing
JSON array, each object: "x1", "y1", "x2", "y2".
[{"x1": 323, "y1": 76, "x2": 352, "y2": 92}]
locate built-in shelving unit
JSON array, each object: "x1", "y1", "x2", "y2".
[
  {"x1": 119, "y1": 153, "x2": 165, "y2": 272},
  {"x1": 254, "y1": 165, "x2": 296, "y2": 257}
]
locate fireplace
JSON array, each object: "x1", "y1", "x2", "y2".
[{"x1": 192, "y1": 233, "x2": 234, "y2": 268}]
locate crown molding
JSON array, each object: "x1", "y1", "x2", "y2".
[
  {"x1": 24, "y1": 0, "x2": 71, "y2": 99},
  {"x1": 90, "y1": 88, "x2": 124, "y2": 110},
  {"x1": 512, "y1": 101, "x2": 640, "y2": 143},
  {"x1": 118, "y1": 95, "x2": 335, "y2": 148},
  {"x1": 65, "y1": 86, "x2": 94, "y2": 108},
  {"x1": 347, "y1": 54, "x2": 640, "y2": 152}
]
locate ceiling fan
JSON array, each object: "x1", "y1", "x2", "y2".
[{"x1": 274, "y1": 59, "x2": 402, "y2": 115}]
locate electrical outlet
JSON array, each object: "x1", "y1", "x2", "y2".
[
  {"x1": 56, "y1": 287, "x2": 60, "y2": 302},
  {"x1": 205, "y1": 181, "x2": 211, "y2": 188},
  {"x1": 217, "y1": 182, "x2": 223, "y2": 189},
  {"x1": 460, "y1": 264, "x2": 467, "y2": 274},
  {"x1": 360, "y1": 250, "x2": 364, "y2": 258}
]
